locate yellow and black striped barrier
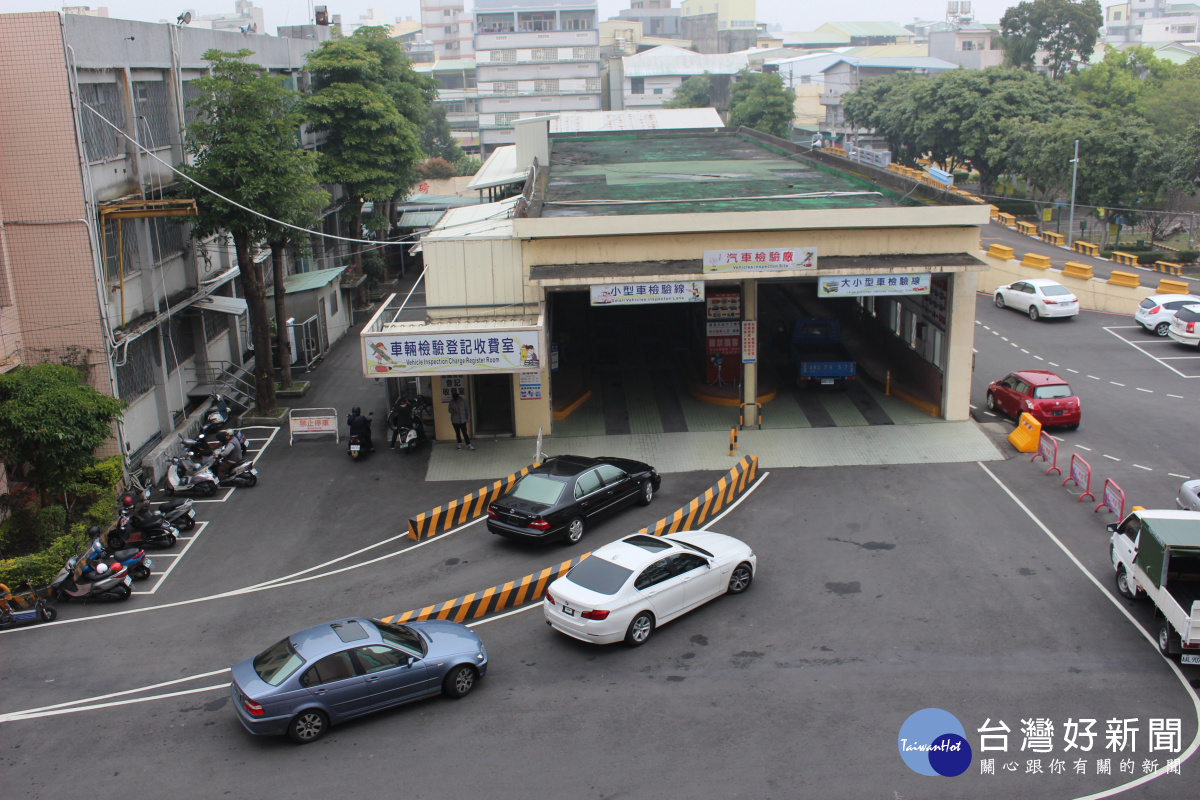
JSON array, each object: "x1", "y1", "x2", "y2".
[
  {"x1": 383, "y1": 455, "x2": 760, "y2": 623},
  {"x1": 407, "y1": 463, "x2": 541, "y2": 541}
]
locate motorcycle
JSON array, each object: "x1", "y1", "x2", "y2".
[
  {"x1": 0, "y1": 578, "x2": 58, "y2": 629},
  {"x1": 185, "y1": 428, "x2": 247, "y2": 460},
  {"x1": 347, "y1": 411, "x2": 374, "y2": 461},
  {"x1": 390, "y1": 397, "x2": 429, "y2": 455},
  {"x1": 111, "y1": 508, "x2": 178, "y2": 550},
  {"x1": 216, "y1": 455, "x2": 258, "y2": 488},
  {"x1": 91, "y1": 534, "x2": 152, "y2": 581},
  {"x1": 204, "y1": 393, "x2": 232, "y2": 428},
  {"x1": 165, "y1": 455, "x2": 219, "y2": 498},
  {"x1": 50, "y1": 552, "x2": 132, "y2": 602}
]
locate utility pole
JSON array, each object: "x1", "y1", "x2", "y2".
[{"x1": 1066, "y1": 139, "x2": 1080, "y2": 248}]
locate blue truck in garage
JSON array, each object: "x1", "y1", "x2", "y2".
[{"x1": 792, "y1": 318, "x2": 857, "y2": 388}]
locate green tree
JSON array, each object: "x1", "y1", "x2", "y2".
[
  {"x1": 305, "y1": 27, "x2": 437, "y2": 270},
  {"x1": 1008, "y1": 112, "x2": 1093, "y2": 226},
  {"x1": 664, "y1": 73, "x2": 713, "y2": 108},
  {"x1": 179, "y1": 49, "x2": 323, "y2": 412},
  {"x1": 421, "y1": 105, "x2": 466, "y2": 164},
  {"x1": 1137, "y1": 57, "x2": 1200, "y2": 136},
  {"x1": 729, "y1": 70, "x2": 796, "y2": 138},
  {"x1": 0, "y1": 364, "x2": 126, "y2": 509},
  {"x1": 1068, "y1": 45, "x2": 1174, "y2": 112},
  {"x1": 1000, "y1": 0, "x2": 1104, "y2": 78}
]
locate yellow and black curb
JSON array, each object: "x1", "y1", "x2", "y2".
[
  {"x1": 383, "y1": 455, "x2": 759, "y2": 624},
  {"x1": 407, "y1": 463, "x2": 541, "y2": 541}
]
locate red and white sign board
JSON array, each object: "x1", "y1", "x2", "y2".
[{"x1": 289, "y1": 408, "x2": 340, "y2": 445}]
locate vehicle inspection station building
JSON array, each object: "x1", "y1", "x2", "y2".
[{"x1": 362, "y1": 117, "x2": 991, "y2": 441}]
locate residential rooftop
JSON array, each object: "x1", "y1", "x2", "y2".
[{"x1": 538, "y1": 131, "x2": 917, "y2": 218}]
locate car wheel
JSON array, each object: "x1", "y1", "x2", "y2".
[
  {"x1": 727, "y1": 562, "x2": 754, "y2": 594},
  {"x1": 1155, "y1": 322, "x2": 1170, "y2": 336},
  {"x1": 985, "y1": 392, "x2": 996, "y2": 412},
  {"x1": 442, "y1": 664, "x2": 478, "y2": 699},
  {"x1": 1029, "y1": 306, "x2": 1040, "y2": 321},
  {"x1": 288, "y1": 709, "x2": 329, "y2": 744},
  {"x1": 994, "y1": 294, "x2": 1005, "y2": 309},
  {"x1": 1116, "y1": 566, "x2": 1138, "y2": 600},
  {"x1": 1159, "y1": 622, "x2": 1175, "y2": 657},
  {"x1": 625, "y1": 611, "x2": 655, "y2": 647},
  {"x1": 565, "y1": 517, "x2": 585, "y2": 545},
  {"x1": 638, "y1": 480, "x2": 654, "y2": 507}
]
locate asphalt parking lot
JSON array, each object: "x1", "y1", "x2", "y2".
[{"x1": 2, "y1": 298, "x2": 1198, "y2": 799}]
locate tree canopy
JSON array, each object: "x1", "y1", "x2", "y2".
[
  {"x1": 664, "y1": 73, "x2": 713, "y2": 109},
  {"x1": 1000, "y1": 0, "x2": 1104, "y2": 78},
  {"x1": 728, "y1": 70, "x2": 796, "y2": 138},
  {"x1": 421, "y1": 105, "x2": 466, "y2": 165},
  {"x1": 0, "y1": 364, "x2": 126, "y2": 506}
]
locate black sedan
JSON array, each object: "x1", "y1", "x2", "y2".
[{"x1": 486, "y1": 455, "x2": 661, "y2": 545}]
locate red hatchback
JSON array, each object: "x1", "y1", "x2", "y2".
[{"x1": 985, "y1": 370, "x2": 1081, "y2": 429}]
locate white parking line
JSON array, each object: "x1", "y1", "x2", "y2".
[
  {"x1": 984, "y1": 411, "x2": 997, "y2": 417},
  {"x1": 1168, "y1": 394, "x2": 1185, "y2": 399},
  {"x1": 1110, "y1": 382, "x2": 1125, "y2": 387},
  {"x1": 1104, "y1": 326, "x2": 1200, "y2": 378},
  {"x1": 1049, "y1": 362, "x2": 1060, "y2": 367},
  {"x1": 1067, "y1": 368, "x2": 1079, "y2": 373},
  {"x1": 1034, "y1": 356, "x2": 1044, "y2": 361},
  {"x1": 1011, "y1": 342, "x2": 1019, "y2": 348},
  {"x1": 1103, "y1": 454, "x2": 1121, "y2": 461},
  {"x1": 969, "y1": 404, "x2": 977, "y2": 409},
  {"x1": 1087, "y1": 375, "x2": 1100, "y2": 380},
  {"x1": 1021, "y1": 349, "x2": 1029, "y2": 354},
  {"x1": 1136, "y1": 388, "x2": 1153, "y2": 393},
  {"x1": 1001, "y1": 336, "x2": 1009, "y2": 341},
  {"x1": 1170, "y1": 473, "x2": 1191, "y2": 479},
  {"x1": 1075, "y1": 445, "x2": 1092, "y2": 451},
  {"x1": 1134, "y1": 465, "x2": 1153, "y2": 471},
  {"x1": 131, "y1": 522, "x2": 208, "y2": 596}
]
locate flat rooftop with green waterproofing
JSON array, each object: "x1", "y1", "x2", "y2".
[{"x1": 540, "y1": 131, "x2": 916, "y2": 218}]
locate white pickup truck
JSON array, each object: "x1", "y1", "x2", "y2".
[{"x1": 1109, "y1": 508, "x2": 1200, "y2": 664}]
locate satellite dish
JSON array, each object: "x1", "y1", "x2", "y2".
[{"x1": 177, "y1": 11, "x2": 191, "y2": 25}]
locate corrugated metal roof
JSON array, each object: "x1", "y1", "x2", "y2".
[
  {"x1": 411, "y1": 197, "x2": 519, "y2": 251},
  {"x1": 550, "y1": 108, "x2": 723, "y2": 133},
  {"x1": 398, "y1": 211, "x2": 446, "y2": 228},
  {"x1": 622, "y1": 45, "x2": 751, "y2": 77},
  {"x1": 467, "y1": 146, "x2": 530, "y2": 191},
  {"x1": 821, "y1": 56, "x2": 960, "y2": 72},
  {"x1": 782, "y1": 31, "x2": 851, "y2": 44},
  {"x1": 817, "y1": 21, "x2": 914, "y2": 39},
  {"x1": 399, "y1": 193, "x2": 482, "y2": 207},
  {"x1": 841, "y1": 44, "x2": 929, "y2": 59},
  {"x1": 267, "y1": 266, "x2": 348, "y2": 296}
]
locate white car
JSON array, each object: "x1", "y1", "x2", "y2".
[
  {"x1": 994, "y1": 279, "x2": 1079, "y2": 321},
  {"x1": 1167, "y1": 302, "x2": 1200, "y2": 348},
  {"x1": 543, "y1": 531, "x2": 756, "y2": 647},
  {"x1": 1135, "y1": 293, "x2": 1200, "y2": 336}
]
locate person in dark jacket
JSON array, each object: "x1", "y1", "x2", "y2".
[
  {"x1": 347, "y1": 406, "x2": 374, "y2": 452},
  {"x1": 448, "y1": 391, "x2": 474, "y2": 450}
]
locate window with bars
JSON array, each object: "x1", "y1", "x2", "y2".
[
  {"x1": 133, "y1": 81, "x2": 173, "y2": 149},
  {"x1": 492, "y1": 49, "x2": 516, "y2": 62},
  {"x1": 103, "y1": 219, "x2": 141, "y2": 280},
  {"x1": 116, "y1": 332, "x2": 160, "y2": 400},
  {"x1": 493, "y1": 80, "x2": 518, "y2": 94},
  {"x1": 584, "y1": 78, "x2": 600, "y2": 92},
  {"x1": 203, "y1": 309, "x2": 229, "y2": 343},
  {"x1": 149, "y1": 217, "x2": 186, "y2": 265},
  {"x1": 495, "y1": 112, "x2": 521, "y2": 125},
  {"x1": 78, "y1": 82, "x2": 127, "y2": 162},
  {"x1": 572, "y1": 47, "x2": 598, "y2": 60},
  {"x1": 163, "y1": 315, "x2": 196, "y2": 374},
  {"x1": 534, "y1": 79, "x2": 559, "y2": 93},
  {"x1": 532, "y1": 48, "x2": 558, "y2": 61}
]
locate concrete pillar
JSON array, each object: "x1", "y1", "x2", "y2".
[
  {"x1": 942, "y1": 270, "x2": 978, "y2": 421},
  {"x1": 740, "y1": 278, "x2": 758, "y2": 427}
]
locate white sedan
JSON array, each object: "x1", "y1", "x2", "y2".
[
  {"x1": 994, "y1": 278, "x2": 1079, "y2": 321},
  {"x1": 543, "y1": 531, "x2": 756, "y2": 647}
]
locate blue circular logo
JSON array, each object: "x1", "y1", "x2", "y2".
[{"x1": 898, "y1": 708, "x2": 972, "y2": 777}]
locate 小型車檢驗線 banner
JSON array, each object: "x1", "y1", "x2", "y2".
[{"x1": 590, "y1": 281, "x2": 704, "y2": 306}]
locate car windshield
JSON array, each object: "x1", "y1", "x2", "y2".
[
  {"x1": 253, "y1": 638, "x2": 306, "y2": 686},
  {"x1": 672, "y1": 539, "x2": 715, "y2": 558},
  {"x1": 565, "y1": 556, "x2": 634, "y2": 595},
  {"x1": 1033, "y1": 384, "x2": 1073, "y2": 399},
  {"x1": 372, "y1": 620, "x2": 426, "y2": 657},
  {"x1": 1040, "y1": 285, "x2": 1072, "y2": 297},
  {"x1": 508, "y1": 475, "x2": 565, "y2": 505}
]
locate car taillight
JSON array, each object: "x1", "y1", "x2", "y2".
[
  {"x1": 545, "y1": 590, "x2": 555, "y2": 605},
  {"x1": 1189, "y1": 322, "x2": 1196, "y2": 334},
  {"x1": 528, "y1": 519, "x2": 551, "y2": 531},
  {"x1": 244, "y1": 699, "x2": 264, "y2": 717},
  {"x1": 582, "y1": 609, "x2": 610, "y2": 620},
  {"x1": 1044, "y1": 300, "x2": 1057, "y2": 305},
  {"x1": 1148, "y1": 306, "x2": 1161, "y2": 314},
  {"x1": 486, "y1": 507, "x2": 498, "y2": 519}
]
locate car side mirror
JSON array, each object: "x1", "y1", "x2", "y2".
[{"x1": 1106, "y1": 523, "x2": 1117, "y2": 533}]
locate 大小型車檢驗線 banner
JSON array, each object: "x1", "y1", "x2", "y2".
[
  {"x1": 818, "y1": 274, "x2": 932, "y2": 298},
  {"x1": 702, "y1": 248, "x2": 816, "y2": 273}
]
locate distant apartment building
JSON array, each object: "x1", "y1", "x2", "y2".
[
  {"x1": 62, "y1": 6, "x2": 109, "y2": 17},
  {"x1": 616, "y1": 0, "x2": 682, "y2": 38},
  {"x1": 422, "y1": 0, "x2": 476, "y2": 60},
  {"x1": 416, "y1": 58, "x2": 481, "y2": 152},
  {"x1": 679, "y1": 0, "x2": 756, "y2": 53},
  {"x1": 820, "y1": 56, "x2": 958, "y2": 131},
  {"x1": 928, "y1": 23, "x2": 1003, "y2": 69},
  {"x1": 619, "y1": 44, "x2": 749, "y2": 108},
  {"x1": 1105, "y1": 0, "x2": 1200, "y2": 42},
  {"x1": 474, "y1": 0, "x2": 602, "y2": 156}
]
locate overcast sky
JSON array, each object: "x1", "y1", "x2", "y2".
[{"x1": 17, "y1": 1, "x2": 1017, "y2": 34}]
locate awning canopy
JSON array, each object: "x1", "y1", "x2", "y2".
[{"x1": 191, "y1": 295, "x2": 248, "y2": 315}]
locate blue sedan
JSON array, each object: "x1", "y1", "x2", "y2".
[{"x1": 230, "y1": 617, "x2": 487, "y2": 743}]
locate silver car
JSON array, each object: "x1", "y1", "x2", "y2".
[
  {"x1": 231, "y1": 617, "x2": 487, "y2": 744},
  {"x1": 1178, "y1": 480, "x2": 1200, "y2": 512}
]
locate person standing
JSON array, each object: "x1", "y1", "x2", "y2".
[{"x1": 448, "y1": 391, "x2": 474, "y2": 450}]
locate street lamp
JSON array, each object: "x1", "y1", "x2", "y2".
[{"x1": 1066, "y1": 139, "x2": 1080, "y2": 248}]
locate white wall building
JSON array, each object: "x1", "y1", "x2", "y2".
[{"x1": 422, "y1": 0, "x2": 476, "y2": 59}]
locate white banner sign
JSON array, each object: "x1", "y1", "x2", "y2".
[
  {"x1": 703, "y1": 248, "x2": 817, "y2": 273},
  {"x1": 366, "y1": 329, "x2": 541, "y2": 375},
  {"x1": 590, "y1": 281, "x2": 704, "y2": 306},
  {"x1": 818, "y1": 274, "x2": 932, "y2": 298}
]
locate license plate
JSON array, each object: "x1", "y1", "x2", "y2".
[
  {"x1": 821, "y1": 379, "x2": 835, "y2": 385},
  {"x1": 123, "y1": 576, "x2": 132, "y2": 587},
  {"x1": 561, "y1": 606, "x2": 575, "y2": 616},
  {"x1": 143, "y1": 558, "x2": 154, "y2": 569},
  {"x1": 350, "y1": 445, "x2": 360, "y2": 452},
  {"x1": 250, "y1": 468, "x2": 258, "y2": 475},
  {"x1": 186, "y1": 511, "x2": 195, "y2": 520},
  {"x1": 1183, "y1": 654, "x2": 1200, "y2": 665},
  {"x1": 1051, "y1": 410, "x2": 1063, "y2": 416}
]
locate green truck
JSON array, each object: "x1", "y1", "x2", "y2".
[{"x1": 1109, "y1": 509, "x2": 1200, "y2": 663}]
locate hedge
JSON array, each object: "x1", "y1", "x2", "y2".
[{"x1": 993, "y1": 199, "x2": 1037, "y2": 216}]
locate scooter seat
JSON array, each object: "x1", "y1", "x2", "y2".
[
  {"x1": 159, "y1": 498, "x2": 186, "y2": 512},
  {"x1": 110, "y1": 548, "x2": 141, "y2": 560}
]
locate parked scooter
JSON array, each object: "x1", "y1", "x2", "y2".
[
  {"x1": 204, "y1": 393, "x2": 232, "y2": 428},
  {"x1": 50, "y1": 551, "x2": 132, "y2": 602},
  {"x1": 111, "y1": 510, "x2": 178, "y2": 550},
  {"x1": 390, "y1": 397, "x2": 429, "y2": 455},
  {"x1": 165, "y1": 456, "x2": 219, "y2": 498},
  {"x1": 132, "y1": 490, "x2": 196, "y2": 532},
  {"x1": 0, "y1": 578, "x2": 58, "y2": 629},
  {"x1": 91, "y1": 532, "x2": 152, "y2": 581}
]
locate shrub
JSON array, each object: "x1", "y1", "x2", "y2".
[
  {"x1": 0, "y1": 529, "x2": 91, "y2": 588},
  {"x1": 454, "y1": 157, "x2": 482, "y2": 177},
  {"x1": 1136, "y1": 251, "x2": 1168, "y2": 265},
  {"x1": 417, "y1": 157, "x2": 455, "y2": 180},
  {"x1": 1175, "y1": 250, "x2": 1197, "y2": 263},
  {"x1": 993, "y1": 199, "x2": 1037, "y2": 216}
]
